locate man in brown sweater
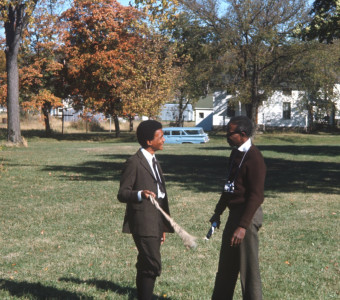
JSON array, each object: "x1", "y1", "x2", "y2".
[{"x1": 210, "y1": 116, "x2": 266, "y2": 300}]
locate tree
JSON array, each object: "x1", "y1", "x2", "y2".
[
  {"x1": 120, "y1": 30, "x2": 179, "y2": 129},
  {"x1": 135, "y1": 0, "x2": 312, "y2": 125},
  {"x1": 61, "y1": 0, "x2": 178, "y2": 135},
  {"x1": 0, "y1": 0, "x2": 39, "y2": 144},
  {"x1": 180, "y1": 0, "x2": 311, "y2": 124},
  {"x1": 132, "y1": 2, "x2": 219, "y2": 127},
  {"x1": 60, "y1": 0, "x2": 148, "y2": 137},
  {"x1": 0, "y1": 50, "x2": 7, "y2": 106},
  {"x1": 163, "y1": 11, "x2": 218, "y2": 126},
  {"x1": 19, "y1": 1, "x2": 63, "y2": 135},
  {"x1": 280, "y1": 41, "x2": 340, "y2": 131},
  {"x1": 301, "y1": 0, "x2": 340, "y2": 43}
]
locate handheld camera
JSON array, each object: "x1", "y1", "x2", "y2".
[
  {"x1": 224, "y1": 181, "x2": 235, "y2": 193},
  {"x1": 205, "y1": 222, "x2": 218, "y2": 240}
]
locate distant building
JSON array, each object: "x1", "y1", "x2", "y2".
[
  {"x1": 159, "y1": 103, "x2": 194, "y2": 122},
  {"x1": 195, "y1": 85, "x2": 340, "y2": 131},
  {"x1": 195, "y1": 92, "x2": 246, "y2": 131}
]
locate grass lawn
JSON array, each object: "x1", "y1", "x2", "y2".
[{"x1": 0, "y1": 130, "x2": 339, "y2": 299}]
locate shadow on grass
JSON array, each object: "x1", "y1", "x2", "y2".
[
  {"x1": 258, "y1": 145, "x2": 340, "y2": 157},
  {"x1": 40, "y1": 144, "x2": 340, "y2": 195},
  {"x1": 42, "y1": 160, "x2": 129, "y2": 182},
  {"x1": 160, "y1": 151, "x2": 340, "y2": 195},
  {"x1": 0, "y1": 128, "x2": 137, "y2": 143},
  {"x1": 58, "y1": 277, "x2": 172, "y2": 300},
  {"x1": 0, "y1": 279, "x2": 91, "y2": 299}
]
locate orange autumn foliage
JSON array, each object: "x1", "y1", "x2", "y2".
[
  {"x1": 60, "y1": 0, "x2": 142, "y2": 117},
  {"x1": 61, "y1": 0, "x2": 178, "y2": 120}
]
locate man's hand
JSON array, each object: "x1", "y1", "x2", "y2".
[
  {"x1": 209, "y1": 213, "x2": 221, "y2": 229},
  {"x1": 161, "y1": 232, "x2": 166, "y2": 245},
  {"x1": 142, "y1": 190, "x2": 156, "y2": 200},
  {"x1": 230, "y1": 227, "x2": 246, "y2": 247}
]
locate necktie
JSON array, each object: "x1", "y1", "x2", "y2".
[{"x1": 152, "y1": 157, "x2": 165, "y2": 193}]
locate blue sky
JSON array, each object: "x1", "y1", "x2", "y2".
[
  {"x1": 118, "y1": 0, "x2": 314, "y2": 8},
  {"x1": 117, "y1": 0, "x2": 132, "y2": 6}
]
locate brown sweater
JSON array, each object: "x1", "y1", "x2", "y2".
[{"x1": 214, "y1": 144, "x2": 266, "y2": 229}]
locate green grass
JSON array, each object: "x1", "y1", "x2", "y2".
[{"x1": 0, "y1": 130, "x2": 339, "y2": 299}]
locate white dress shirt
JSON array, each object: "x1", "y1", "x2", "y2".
[{"x1": 137, "y1": 148, "x2": 166, "y2": 201}]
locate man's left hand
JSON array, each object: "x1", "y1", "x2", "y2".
[
  {"x1": 161, "y1": 232, "x2": 166, "y2": 245},
  {"x1": 230, "y1": 227, "x2": 246, "y2": 247}
]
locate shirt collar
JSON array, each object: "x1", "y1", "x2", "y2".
[
  {"x1": 141, "y1": 147, "x2": 155, "y2": 163},
  {"x1": 238, "y1": 138, "x2": 252, "y2": 152}
]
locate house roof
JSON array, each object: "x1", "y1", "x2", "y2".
[{"x1": 195, "y1": 94, "x2": 213, "y2": 109}]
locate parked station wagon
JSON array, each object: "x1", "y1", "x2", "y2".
[{"x1": 163, "y1": 127, "x2": 209, "y2": 144}]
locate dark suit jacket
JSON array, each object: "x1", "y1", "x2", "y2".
[{"x1": 117, "y1": 149, "x2": 174, "y2": 236}]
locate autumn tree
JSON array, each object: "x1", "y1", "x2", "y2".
[
  {"x1": 0, "y1": 0, "x2": 40, "y2": 144},
  {"x1": 0, "y1": 50, "x2": 6, "y2": 106},
  {"x1": 130, "y1": 1, "x2": 218, "y2": 127},
  {"x1": 19, "y1": 1, "x2": 63, "y2": 135},
  {"x1": 60, "y1": 0, "x2": 151, "y2": 137},
  {"x1": 0, "y1": 0, "x2": 64, "y2": 142},
  {"x1": 120, "y1": 29, "x2": 179, "y2": 130}
]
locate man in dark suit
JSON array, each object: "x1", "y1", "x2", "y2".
[
  {"x1": 118, "y1": 120, "x2": 173, "y2": 300},
  {"x1": 210, "y1": 116, "x2": 266, "y2": 300}
]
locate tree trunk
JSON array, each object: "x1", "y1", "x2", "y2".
[
  {"x1": 307, "y1": 104, "x2": 314, "y2": 133},
  {"x1": 176, "y1": 96, "x2": 188, "y2": 127},
  {"x1": 5, "y1": 3, "x2": 38, "y2": 145},
  {"x1": 6, "y1": 48, "x2": 22, "y2": 144},
  {"x1": 113, "y1": 114, "x2": 120, "y2": 137},
  {"x1": 42, "y1": 102, "x2": 52, "y2": 136},
  {"x1": 129, "y1": 115, "x2": 134, "y2": 132},
  {"x1": 5, "y1": 14, "x2": 22, "y2": 144}
]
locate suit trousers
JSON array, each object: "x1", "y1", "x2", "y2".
[
  {"x1": 132, "y1": 234, "x2": 162, "y2": 278},
  {"x1": 212, "y1": 207, "x2": 263, "y2": 300}
]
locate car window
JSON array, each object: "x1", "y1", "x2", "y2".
[
  {"x1": 163, "y1": 130, "x2": 170, "y2": 135},
  {"x1": 172, "y1": 131, "x2": 181, "y2": 136},
  {"x1": 184, "y1": 130, "x2": 200, "y2": 135}
]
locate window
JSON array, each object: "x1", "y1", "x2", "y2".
[
  {"x1": 172, "y1": 131, "x2": 181, "y2": 136},
  {"x1": 163, "y1": 130, "x2": 170, "y2": 136},
  {"x1": 283, "y1": 102, "x2": 291, "y2": 119},
  {"x1": 199, "y1": 112, "x2": 204, "y2": 118},
  {"x1": 184, "y1": 130, "x2": 199, "y2": 135},
  {"x1": 226, "y1": 103, "x2": 235, "y2": 117}
]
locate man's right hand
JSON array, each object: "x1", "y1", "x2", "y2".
[
  {"x1": 142, "y1": 190, "x2": 156, "y2": 200},
  {"x1": 209, "y1": 213, "x2": 221, "y2": 229}
]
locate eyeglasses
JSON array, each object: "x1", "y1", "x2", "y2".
[{"x1": 226, "y1": 131, "x2": 240, "y2": 138}]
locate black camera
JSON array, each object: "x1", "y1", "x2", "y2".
[{"x1": 224, "y1": 181, "x2": 235, "y2": 193}]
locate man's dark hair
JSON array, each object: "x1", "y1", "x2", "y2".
[
  {"x1": 137, "y1": 120, "x2": 162, "y2": 148},
  {"x1": 228, "y1": 116, "x2": 253, "y2": 137}
]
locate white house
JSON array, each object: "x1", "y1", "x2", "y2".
[
  {"x1": 195, "y1": 91, "x2": 246, "y2": 131},
  {"x1": 258, "y1": 85, "x2": 340, "y2": 129},
  {"x1": 257, "y1": 90, "x2": 308, "y2": 129},
  {"x1": 195, "y1": 85, "x2": 340, "y2": 131}
]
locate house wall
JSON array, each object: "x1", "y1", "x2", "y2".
[
  {"x1": 212, "y1": 91, "x2": 247, "y2": 127},
  {"x1": 195, "y1": 91, "x2": 248, "y2": 130},
  {"x1": 257, "y1": 90, "x2": 308, "y2": 128},
  {"x1": 195, "y1": 108, "x2": 213, "y2": 131}
]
